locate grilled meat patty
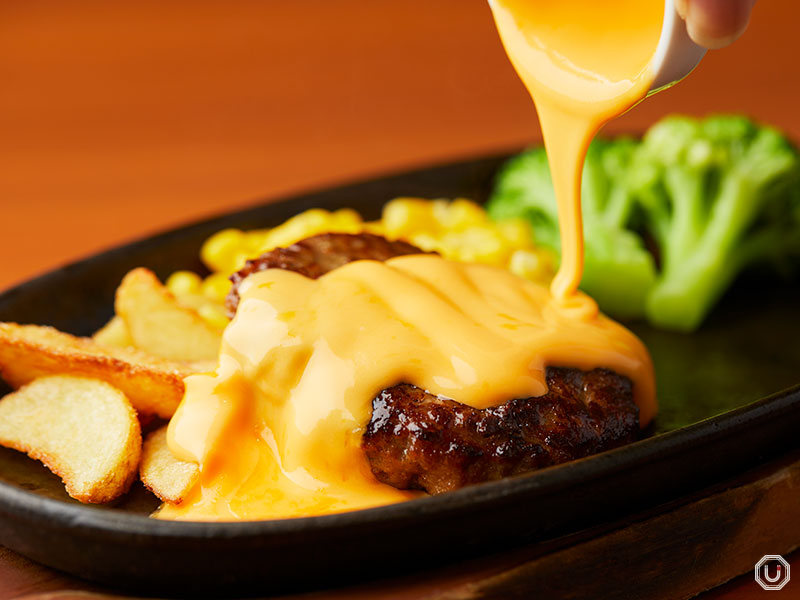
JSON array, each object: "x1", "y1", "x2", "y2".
[
  {"x1": 362, "y1": 369, "x2": 637, "y2": 494},
  {"x1": 226, "y1": 232, "x2": 426, "y2": 316},
  {"x1": 228, "y1": 232, "x2": 640, "y2": 494}
]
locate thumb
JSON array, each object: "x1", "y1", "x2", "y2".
[{"x1": 676, "y1": 0, "x2": 757, "y2": 49}]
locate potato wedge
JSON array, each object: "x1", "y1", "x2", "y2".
[
  {"x1": 0, "y1": 376, "x2": 141, "y2": 503},
  {"x1": 116, "y1": 268, "x2": 222, "y2": 362},
  {"x1": 140, "y1": 426, "x2": 199, "y2": 504},
  {"x1": 92, "y1": 315, "x2": 133, "y2": 348},
  {"x1": 0, "y1": 322, "x2": 212, "y2": 418}
]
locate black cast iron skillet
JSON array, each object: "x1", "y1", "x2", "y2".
[{"x1": 0, "y1": 154, "x2": 798, "y2": 597}]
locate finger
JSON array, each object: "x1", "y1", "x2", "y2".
[{"x1": 676, "y1": 0, "x2": 756, "y2": 49}]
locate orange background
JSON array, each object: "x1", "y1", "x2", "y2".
[
  {"x1": 0, "y1": 0, "x2": 798, "y2": 292},
  {"x1": 0, "y1": 2, "x2": 798, "y2": 597}
]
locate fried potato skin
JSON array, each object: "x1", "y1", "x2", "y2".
[
  {"x1": 0, "y1": 322, "x2": 209, "y2": 418},
  {"x1": 140, "y1": 426, "x2": 199, "y2": 504},
  {"x1": 92, "y1": 315, "x2": 133, "y2": 348},
  {"x1": 0, "y1": 375, "x2": 141, "y2": 503},
  {"x1": 115, "y1": 268, "x2": 222, "y2": 362}
]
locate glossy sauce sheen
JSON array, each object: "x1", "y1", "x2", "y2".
[
  {"x1": 161, "y1": 1, "x2": 663, "y2": 520},
  {"x1": 161, "y1": 256, "x2": 655, "y2": 520},
  {"x1": 489, "y1": 0, "x2": 664, "y2": 299}
]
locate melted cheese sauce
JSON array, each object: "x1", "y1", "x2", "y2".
[
  {"x1": 159, "y1": 256, "x2": 654, "y2": 520},
  {"x1": 159, "y1": 0, "x2": 665, "y2": 521},
  {"x1": 489, "y1": 0, "x2": 664, "y2": 299}
]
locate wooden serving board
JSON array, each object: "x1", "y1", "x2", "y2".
[{"x1": 3, "y1": 451, "x2": 799, "y2": 600}]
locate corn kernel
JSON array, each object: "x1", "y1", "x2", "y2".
[
  {"x1": 201, "y1": 273, "x2": 233, "y2": 303},
  {"x1": 201, "y1": 229, "x2": 247, "y2": 273},
  {"x1": 509, "y1": 249, "x2": 555, "y2": 284},
  {"x1": 430, "y1": 199, "x2": 451, "y2": 227},
  {"x1": 496, "y1": 219, "x2": 534, "y2": 248},
  {"x1": 443, "y1": 228, "x2": 505, "y2": 263},
  {"x1": 197, "y1": 303, "x2": 231, "y2": 330},
  {"x1": 172, "y1": 291, "x2": 208, "y2": 312},
  {"x1": 407, "y1": 232, "x2": 440, "y2": 253},
  {"x1": 166, "y1": 271, "x2": 202, "y2": 296},
  {"x1": 245, "y1": 230, "x2": 273, "y2": 254},
  {"x1": 330, "y1": 208, "x2": 364, "y2": 229},
  {"x1": 363, "y1": 221, "x2": 385, "y2": 236},
  {"x1": 234, "y1": 250, "x2": 255, "y2": 273},
  {"x1": 383, "y1": 198, "x2": 437, "y2": 237},
  {"x1": 441, "y1": 199, "x2": 486, "y2": 230}
]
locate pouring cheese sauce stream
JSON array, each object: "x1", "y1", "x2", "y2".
[{"x1": 160, "y1": 0, "x2": 663, "y2": 521}]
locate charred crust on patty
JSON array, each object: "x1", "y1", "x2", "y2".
[
  {"x1": 361, "y1": 368, "x2": 638, "y2": 494},
  {"x1": 226, "y1": 232, "x2": 427, "y2": 316}
]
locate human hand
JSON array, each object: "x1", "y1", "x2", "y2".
[{"x1": 676, "y1": 0, "x2": 757, "y2": 49}]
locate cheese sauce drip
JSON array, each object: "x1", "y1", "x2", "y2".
[
  {"x1": 160, "y1": 0, "x2": 665, "y2": 521},
  {"x1": 489, "y1": 0, "x2": 665, "y2": 300},
  {"x1": 160, "y1": 255, "x2": 655, "y2": 521}
]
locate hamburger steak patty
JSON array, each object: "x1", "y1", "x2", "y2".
[
  {"x1": 226, "y1": 232, "x2": 426, "y2": 316},
  {"x1": 228, "y1": 232, "x2": 640, "y2": 494},
  {"x1": 362, "y1": 369, "x2": 637, "y2": 494}
]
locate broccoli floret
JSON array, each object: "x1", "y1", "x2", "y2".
[
  {"x1": 487, "y1": 139, "x2": 657, "y2": 318},
  {"x1": 487, "y1": 115, "x2": 800, "y2": 331},
  {"x1": 632, "y1": 115, "x2": 800, "y2": 331}
]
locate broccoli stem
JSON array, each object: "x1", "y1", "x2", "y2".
[{"x1": 647, "y1": 161, "x2": 791, "y2": 331}]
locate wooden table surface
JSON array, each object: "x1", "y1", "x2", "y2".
[{"x1": 0, "y1": 1, "x2": 799, "y2": 598}]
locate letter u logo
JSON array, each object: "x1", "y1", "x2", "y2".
[{"x1": 763, "y1": 564, "x2": 783, "y2": 583}]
